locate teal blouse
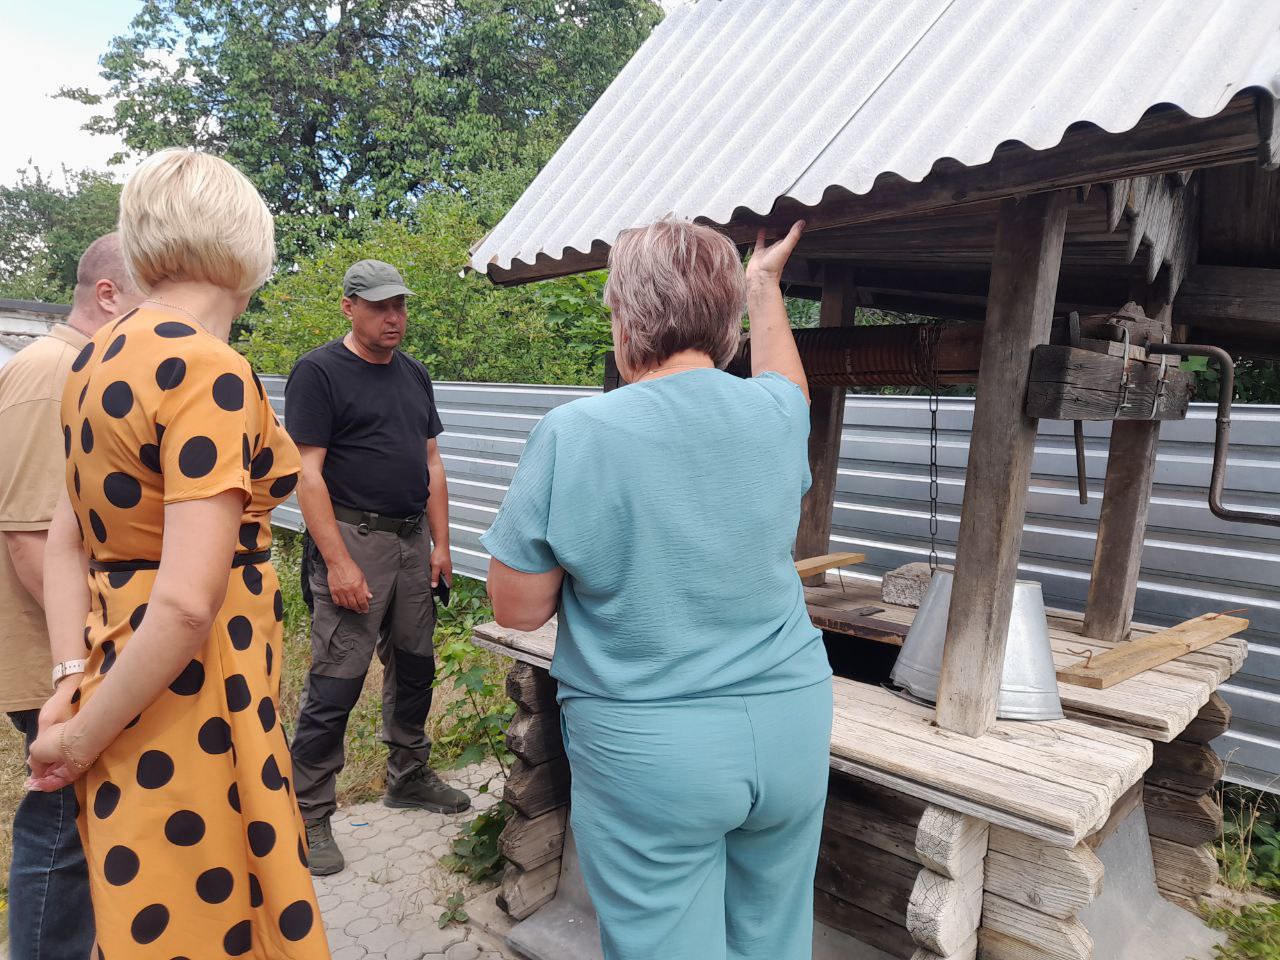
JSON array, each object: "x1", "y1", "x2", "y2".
[{"x1": 480, "y1": 368, "x2": 831, "y2": 702}]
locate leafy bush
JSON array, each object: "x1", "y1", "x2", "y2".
[
  {"x1": 240, "y1": 203, "x2": 605, "y2": 386},
  {"x1": 431, "y1": 577, "x2": 516, "y2": 771},
  {"x1": 1219, "y1": 785, "x2": 1280, "y2": 894},
  {"x1": 441, "y1": 801, "x2": 512, "y2": 883},
  {"x1": 1205, "y1": 901, "x2": 1280, "y2": 960}
]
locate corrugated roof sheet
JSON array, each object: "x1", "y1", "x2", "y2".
[{"x1": 471, "y1": 0, "x2": 1280, "y2": 278}]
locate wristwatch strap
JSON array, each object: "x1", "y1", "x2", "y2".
[{"x1": 52, "y1": 659, "x2": 87, "y2": 686}]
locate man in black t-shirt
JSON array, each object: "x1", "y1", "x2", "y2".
[{"x1": 285, "y1": 259, "x2": 469, "y2": 876}]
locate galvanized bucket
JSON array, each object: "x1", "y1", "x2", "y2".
[{"x1": 889, "y1": 570, "x2": 1063, "y2": 720}]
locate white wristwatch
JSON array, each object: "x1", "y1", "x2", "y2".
[{"x1": 51, "y1": 659, "x2": 87, "y2": 687}]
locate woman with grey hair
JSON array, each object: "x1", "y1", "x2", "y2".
[{"x1": 483, "y1": 219, "x2": 831, "y2": 960}]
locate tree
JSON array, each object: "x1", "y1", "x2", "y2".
[
  {"x1": 0, "y1": 167, "x2": 122, "y2": 303},
  {"x1": 240, "y1": 199, "x2": 607, "y2": 385},
  {"x1": 62, "y1": 0, "x2": 662, "y2": 259}
]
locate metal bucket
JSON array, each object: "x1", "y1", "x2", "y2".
[{"x1": 889, "y1": 570, "x2": 1063, "y2": 720}]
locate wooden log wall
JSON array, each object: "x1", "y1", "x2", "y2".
[
  {"x1": 818, "y1": 771, "x2": 988, "y2": 960},
  {"x1": 1143, "y1": 694, "x2": 1228, "y2": 909},
  {"x1": 497, "y1": 662, "x2": 571, "y2": 920},
  {"x1": 976, "y1": 827, "x2": 1104, "y2": 960}
]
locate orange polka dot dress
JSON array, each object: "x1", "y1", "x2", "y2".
[{"x1": 61, "y1": 307, "x2": 330, "y2": 959}]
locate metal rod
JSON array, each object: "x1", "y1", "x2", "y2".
[{"x1": 1147, "y1": 343, "x2": 1280, "y2": 527}]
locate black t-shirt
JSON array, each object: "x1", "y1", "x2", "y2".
[{"x1": 284, "y1": 339, "x2": 444, "y2": 517}]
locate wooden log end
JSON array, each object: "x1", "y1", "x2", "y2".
[
  {"x1": 908, "y1": 865, "x2": 984, "y2": 956},
  {"x1": 497, "y1": 859, "x2": 561, "y2": 920},
  {"x1": 916, "y1": 806, "x2": 990, "y2": 880}
]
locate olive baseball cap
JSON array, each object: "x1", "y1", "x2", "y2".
[{"x1": 342, "y1": 259, "x2": 415, "y2": 301}]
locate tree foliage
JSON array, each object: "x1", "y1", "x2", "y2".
[
  {"x1": 61, "y1": 0, "x2": 661, "y2": 259},
  {"x1": 240, "y1": 201, "x2": 607, "y2": 385},
  {"x1": 0, "y1": 167, "x2": 122, "y2": 302}
]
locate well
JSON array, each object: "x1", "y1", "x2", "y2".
[{"x1": 465, "y1": 2, "x2": 1280, "y2": 957}]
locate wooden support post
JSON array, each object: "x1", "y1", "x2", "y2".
[
  {"x1": 795, "y1": 264, "x2": 857, "y2": 583},
  {"x1": 935, "y1": 192, "x2": 1068, "y2": 737},
  {"x1": 1082, "y1": 300, "x2": 1173, "y2": 642}
]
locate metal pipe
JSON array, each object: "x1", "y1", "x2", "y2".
[{"x1": 1147, "y1": 343, "x2": 1280, "y2": 527}]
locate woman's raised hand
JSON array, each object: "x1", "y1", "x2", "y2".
[{"x1": 745, "y1": 221, "x2": 806, "y2": 286}]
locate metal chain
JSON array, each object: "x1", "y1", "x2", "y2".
[{"x1": 919, "y1": 323, "x2": 943, "y2": 572}]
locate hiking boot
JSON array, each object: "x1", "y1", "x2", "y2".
[
  {"x1": 304, "y1": 816, "x2": 345, "y2": 877},
  {"x1": 383, "y1": 766, "x2": 471, "y2": 814}
]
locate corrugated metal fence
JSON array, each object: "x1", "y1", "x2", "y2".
[{"x1": 262, "y1": 376, "x2": 1280, "y2": 790}]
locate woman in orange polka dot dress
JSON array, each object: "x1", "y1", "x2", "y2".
[{"x1": 27, "y1": 150, "x2": 330, "y2": 959}]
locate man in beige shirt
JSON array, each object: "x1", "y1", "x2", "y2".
[{"x1": 1, "y1": 233, "x2": 140, "y2": 960}]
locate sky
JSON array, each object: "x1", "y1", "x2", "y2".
[
  {"x1": 1, "y1": 0, "x2": 144, "y2": 185},
  {"x1": 0, "y1": 0, "x2": 683, "y2": 189}
]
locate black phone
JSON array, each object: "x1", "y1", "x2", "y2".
[{"x1": 432, "y1": 577, "x2": 451, "y2": 607}]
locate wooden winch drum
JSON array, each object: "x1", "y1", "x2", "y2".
[{"x1": 890, "y1": 571, "x2": 1064, "y2": 720}]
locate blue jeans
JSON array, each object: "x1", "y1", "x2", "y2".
[{"x1": 7, "y1": 710, "x2": 95, "y2": 960}]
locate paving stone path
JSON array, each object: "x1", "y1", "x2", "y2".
[{"x1": 313, "y1": 760, "x2": 523, "y2": 960}]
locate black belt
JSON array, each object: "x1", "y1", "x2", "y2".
[
  {"x1": 89, "y1": 549, "x2": 271, "y2": 573},
  {"x1": 332, "y1": 504, "x2": 423, "y2": 537}
]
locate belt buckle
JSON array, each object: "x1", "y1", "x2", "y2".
[{"x1": 397, "y1": 517, "x2": 418, "y2": 537}]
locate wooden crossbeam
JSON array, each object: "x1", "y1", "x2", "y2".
[
  {"x1": 795, "y1": 551, "x2": 865, "y2": 580},
  {"x1": 1057, "y1": 613, "x2": 1249, "y2": 689}
]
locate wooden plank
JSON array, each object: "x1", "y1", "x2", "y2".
[
  {"x1": 1083, "y1": 781, "x2": 1144, "y2": 850},
  {"x1": 795, "y1": 551, "x2": 865, "y2": 580},
  {"x1": 805, "y1": 580, "x2": 1239, "y2": 744},
  {"x1": 908, "y1": 864, "x2": 984, "y2": 956},
  {"x1": 496, "y1": 859, "x2": 560, "y2": 920},
  {"x1": 936, "y1": 191, "x2": 1069, "y2": 738},
  {"x1": 915, "y1": 807, "x2": 989, "y2": 881},
  {"x1": 503, "y1": 756, "x2": 571, "y2": 820},
  {"x1": 816, "y1": 831, "x2": 920, "y2": 927},
  {"x1": 1174, "y1": 263, "x2": 1280, "y2": 339},
  {"x1": 986, "y1": 829, "x2": 1105, "y2": 920},
  {"x1": 796, "y1": 265, "x2": 857, "y2": 583},
  {"x1": 499, "y1": 808, "x2": 569, "y2": 872},
  {"x1": 1148, "y1": 739, "x2": 1225, "y2": 797},
  {"x1": 1058, "y1": 613, "x2": 1249, "y2": 688},
  {"x1": 505, "y1": 661, "x2": 558, "y2": 714},
  {"x1": 825, "y1": 773, "x2": 929, "y2": 865},
  {"x1": 1180, "y1": 692, "x2": 1232, "y2": 744},
  {"x1": 473, "y1": 620, "x2": 555, "y2": 667},
  {"x1": 830, "y1": 681, "x2": 1151, "y2": 847},
  {"x1": 1025, "y1": 345, "x2": 1194, "y2": 421},
  {"x1": 1082, "y1": 417, "x2": 1163, "y2": 643},
  {"x1": 839, "y1": 682, "x2": 1145, "y2": 804},
  {"x1": 1150, "y1": 837, "x2": 1219, "y2": 899},
  {"x1": 505, "y1": 707, "x2": 565, "y2": 767},
  {"x1": 1144, "y1": 785, "x2": 1222, "y2": 847},
  {"x1": 815, "y1": 888, "x2": 917, "y2": 959},
  {"x1": 980, "y1": 894, "x2": 1093, "y2": 960}
]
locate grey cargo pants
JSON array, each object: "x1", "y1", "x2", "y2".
[{"x1": 291, "y1": 519, "x2": 437, "y2": 821}]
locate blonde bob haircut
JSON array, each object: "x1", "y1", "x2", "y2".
[
  {"x1": 119, "y1": 149, "x2": 275, "y2": 295},
  {"x1": 604, "y1": 218, "x2": 746, "y2": 373}
]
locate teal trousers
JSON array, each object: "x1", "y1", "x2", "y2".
[{"x1": 561, "y1": 678, "x2": 833, "y2": 960}]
